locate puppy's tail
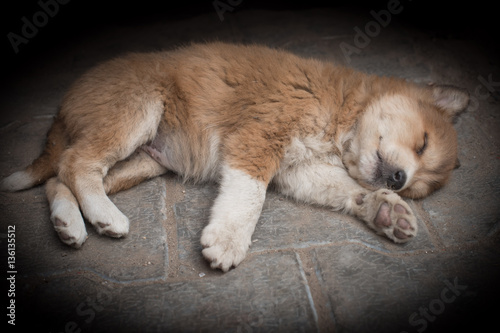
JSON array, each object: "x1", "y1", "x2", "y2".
[{"x1": 0, "y1": 115, "x2": 66, "y2": 192}]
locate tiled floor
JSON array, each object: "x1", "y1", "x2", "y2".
[{"x1": 1, "y1": 5, "x2": 499, "y2": 333}]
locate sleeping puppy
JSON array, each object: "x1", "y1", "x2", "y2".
[{"x1": 0, "y1": 43, "x2": 469, "y2": 271}]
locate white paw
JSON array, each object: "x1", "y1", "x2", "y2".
[
  {"x1": 51, "y1": 199, "x2": 88, "y2": 248},
  {"x1": 358, "y1": 189, "x2": 418, "y2": 243},
  {"x1": 200, "y1": 223, "x2": 252, "y2": 272},
  {"x1": 81, "y1": 195, "x2": 129, "y2": 238}
]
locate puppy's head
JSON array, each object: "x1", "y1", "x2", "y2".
[{"x1": 343, "y1": 83, "x2": 469, "y2": 199}]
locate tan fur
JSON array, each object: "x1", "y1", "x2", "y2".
[{"x1": 0, "y1": 43, "x2": 468, "y2": 270}]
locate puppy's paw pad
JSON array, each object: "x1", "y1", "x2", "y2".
[
  {"x1": 355, "y1": 193, "x2": 366, "y2": 205},
  {"x1": 370, "y1": 189, "x2": 418, "y2": 243},
  {"x1": 393, "y1": 228, "x2": 410, "y2": 240},
  {"x1": 57, "y1": 230, "x2": 75, "y2": 242},
  {"x1": 396, "y1": 218, "x2": 411, "y2": 230},
  {"x1": 394, "y1": 204, "x2": 408, "y2": 214},
  {"x1": 374, "y1": 203, "x2": 391, "y2": 227},
  {"x1": 55, "y1": 218, "x2": 68, "y2": 227}
]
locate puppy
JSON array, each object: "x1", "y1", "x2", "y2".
[{"x1": 0, "y1": 43, "x2": 469, "y2": 271}]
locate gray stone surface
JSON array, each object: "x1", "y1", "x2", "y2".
[
  {"x1": 3, "y1": 177, "x2": 168, "y2": 282},
  {"x1": 1, "y1": 5, "x2": 499, "y2": 333},
  {"x1": 312, "y1": 244, "x2": 500, "y2": 333},
  {"x1": 23, "y1": 252, "x2": 317, "y2": 332}
]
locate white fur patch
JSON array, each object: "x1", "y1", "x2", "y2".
[
  {"x1": 0, "y1": 170, "x2": 35, "y2": 192},
  {"x1": 358, "y1": 153, "x2": 378, "y2": 181},
  {"x1": 201, "y1": 165, "x2": 266, "y2": 271},
  {"x1": 281, "y1": 135, "x2": 337, "y2": 167},
  {"x1": 274, "y1": 134, "x2": 368, "y2": 213},
  {"x1": 274, "y1": 159, "x2": 362, "y2": 213},
  {"x1": 202, "y1": 132, "x2": 221, "y2": 181},
  {"x1": 129, "y1": 99, "x2": 164, "y2": 146}
]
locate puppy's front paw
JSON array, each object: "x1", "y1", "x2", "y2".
[
  {"x1": 200, "y1": 223, "x2": 252, "y2": 272},
  {"x1": 358, "y1": 189, "x2": 417, "y2": 243}
]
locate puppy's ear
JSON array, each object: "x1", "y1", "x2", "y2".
[{"x1": 431, "y1": 84, "x2": 470, "y2": 119}]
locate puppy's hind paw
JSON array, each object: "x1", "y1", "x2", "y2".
[
  {"x1": 51, "y1": 200, "x2": 88, "y2": 248},
  {"x1": 92, "y1": 212, "x2": 129, "y2": 239},
  {"x1": 82, "y1": 196, "x2": 130, "y2": 238}
]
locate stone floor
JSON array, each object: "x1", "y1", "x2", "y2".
[{"x1": 1, "y1": 3, "x2": 499, "y2": 333}]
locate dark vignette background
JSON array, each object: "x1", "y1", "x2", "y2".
[
  {"x1": 2, "y1": 0, "x2": 499, "y2": 86},
  {"x1": 1, "y1": 1, "x2": 499, "y2": 332}
]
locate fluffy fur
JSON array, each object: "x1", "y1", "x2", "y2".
[{"x1": 0, "y1": 43, "x2": 469, "y2": 271}]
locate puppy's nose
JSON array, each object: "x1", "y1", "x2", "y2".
[{"x1": 387, "y1": 170, "x2": 406, "y2": 190}]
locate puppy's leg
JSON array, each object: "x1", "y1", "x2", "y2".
[
  {"x1": 59, "y1": 146, "x2": 131, "y2": 238},
  {"x1": 58, "y1": 118, "x2": 164, "y2": 238},
  {"x1": 103, "y1": 149, "x2": 167, "y2": 195},
  {"x1": 56, "y1": 92, "x2": 166, "y2": 238},
  {"x1": 273, "y1": 161, "x2": 417, "y2": 243},
  {"x1": 45, "y1": 150, "x2": 165, "y2": 248},
  {"x1": 46, "y1": 177, "x2": 87, "y2": 248},
  {"x1": 200, "y1": 164, "x2": 268, "y2": 272}
]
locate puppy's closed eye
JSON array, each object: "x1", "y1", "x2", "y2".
[{"x1": 416, "y1": 132, "x2": 428, "y2": 156}]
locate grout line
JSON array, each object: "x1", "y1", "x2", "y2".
[
  {"x1": 310, "y1": 249, "x2": 338, "y2": 332},
  {"x1": 0, "y1": 120, "x2": 21, "y2": 132},
  {"x1": 296, "y1": 249, "x2": 337, "y2": 333},
  {"x1": 295, "y1": 251, "x2": 320, "y2": 333}
]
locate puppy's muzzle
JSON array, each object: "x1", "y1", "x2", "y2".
[
  {"x1": 387, "y1": 170, "x2": 406, "y2": 190},
  {"x1": 376, "y1": 151, "x2": 407, "y2": 191}
]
